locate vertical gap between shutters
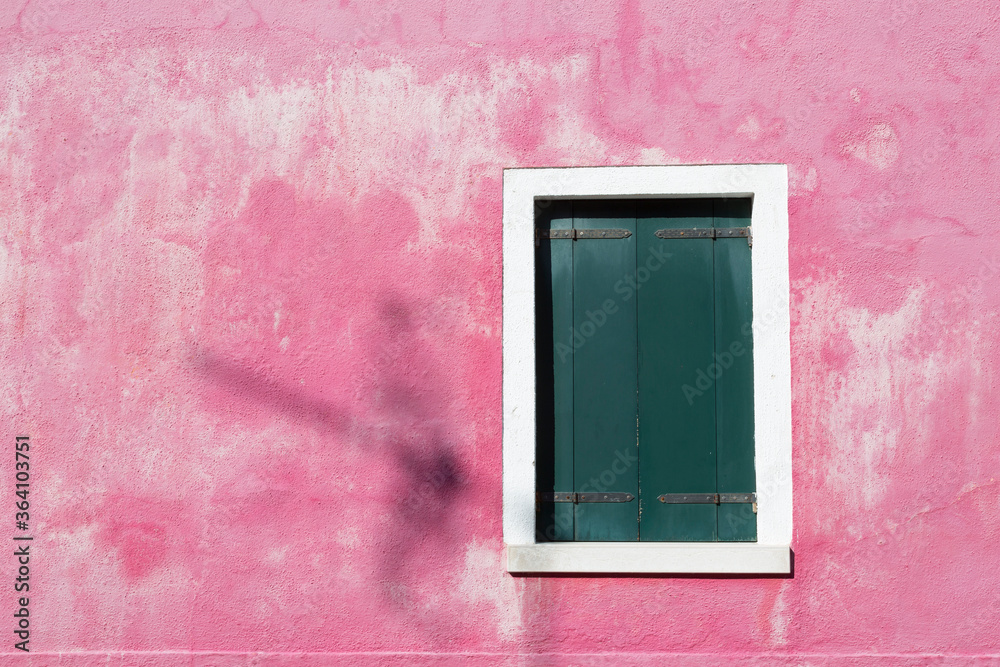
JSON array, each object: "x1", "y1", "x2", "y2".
[{"x1": 570, "y1": 200, "x2": 577, "y2": 541}]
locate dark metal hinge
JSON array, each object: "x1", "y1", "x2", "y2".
[
  {"x1": 657, "y1": 492, "x2": 756, "y2": 505},
  {"x1": 655, "y1": 227, "x2": 750, "y2": 243},
  {"x1": 537, "y1": 228, "x2": 632, "y2": 240},
  {"x1": 537, "y1": 492, "x2": 635, "y2": 503}
]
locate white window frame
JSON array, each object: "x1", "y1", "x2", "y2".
[{"x1": 502, "y1": 164, "x2": 792, "y2": 574}]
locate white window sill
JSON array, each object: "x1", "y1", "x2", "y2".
[{"x1": 506, "y1": 543, "x2": 791, "y2": 574}]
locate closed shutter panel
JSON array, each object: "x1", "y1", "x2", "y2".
[
  {"x1": 535, "y1": 198, "x2": 755, "y2": 543},
  {"x1": 637, "y1": 199, "x2": 719, "y2": 541},
  {"x1": 713, "y1": 198, "x2": 756, "y2": 541},
  {"x1": 572, "y1": 201, "x2": 639, "y2": 541}
]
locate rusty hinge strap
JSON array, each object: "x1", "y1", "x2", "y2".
[
  {"x1": 654, "y1": 227, "x2": 750, "y2": 239},
  {"x1": 657, "y1": 492, "x2": 756, "y2": 504},
  {"x1": 537, "y1": 229, "x2": 632, "y2": 240},
  {"x1": 537, "y1": 492, "x2": 635, "y2": 503}
]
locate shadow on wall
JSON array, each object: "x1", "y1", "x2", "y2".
[
  {"x1": 196, "y1": 349, "x2": 352, "y2": 436},
  {"x1": 193, "y1": 179, "x2": 472, "y2": 618}
]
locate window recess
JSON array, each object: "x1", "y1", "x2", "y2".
[{"x1": 535, "y1": 198, "x2": 756, "y2": 544}]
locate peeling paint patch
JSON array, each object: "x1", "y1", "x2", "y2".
[
  {"x1": 454, "y1": 540, "x2": 523, "y2": 641},
  {"x1": 842, "y1": 123, "x2": 900, "y2": 170},
  {"x1": 737, "y1": 115, "x2": 763, "y2": 141}
]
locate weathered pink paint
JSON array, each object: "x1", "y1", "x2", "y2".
[{"x1": 1, "y1": 0, "x2": 999, "y2": 663}]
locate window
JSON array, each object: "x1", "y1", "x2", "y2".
[
  {"x1": 502, "y1": 165, "x2": 791, "y2": 573},
  {"x1": 535, "y1": 197, "x2": 756, "y2": 543}
]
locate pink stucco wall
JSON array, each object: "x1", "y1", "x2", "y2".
[{"x1": 2, "y1": 0, "x2": 999, "y2": 663}]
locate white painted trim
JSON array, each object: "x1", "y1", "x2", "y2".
[
  {"x1": 502, "y1": 164, "x2": 792, "y2": 574},
  {"x1": 507, "y1": 542, "x2": 791, "y2": 574}
]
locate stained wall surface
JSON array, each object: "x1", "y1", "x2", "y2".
[{"x1": 1, "y1": 0, "x2": 999, "y2": 663}]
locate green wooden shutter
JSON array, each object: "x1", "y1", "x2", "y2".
[
  {"x1": 713, "y1": 198, "x2": 756, "y2": 541},
  {"x1": 535, "y1": 198, "x2": 754, "y2": 543},
  {"x1": 572, "y1": 201, "x2": 639, "y2": 541},
  {"x1": 637, "y1": 199, "x2": 719, "y2": 541}
]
